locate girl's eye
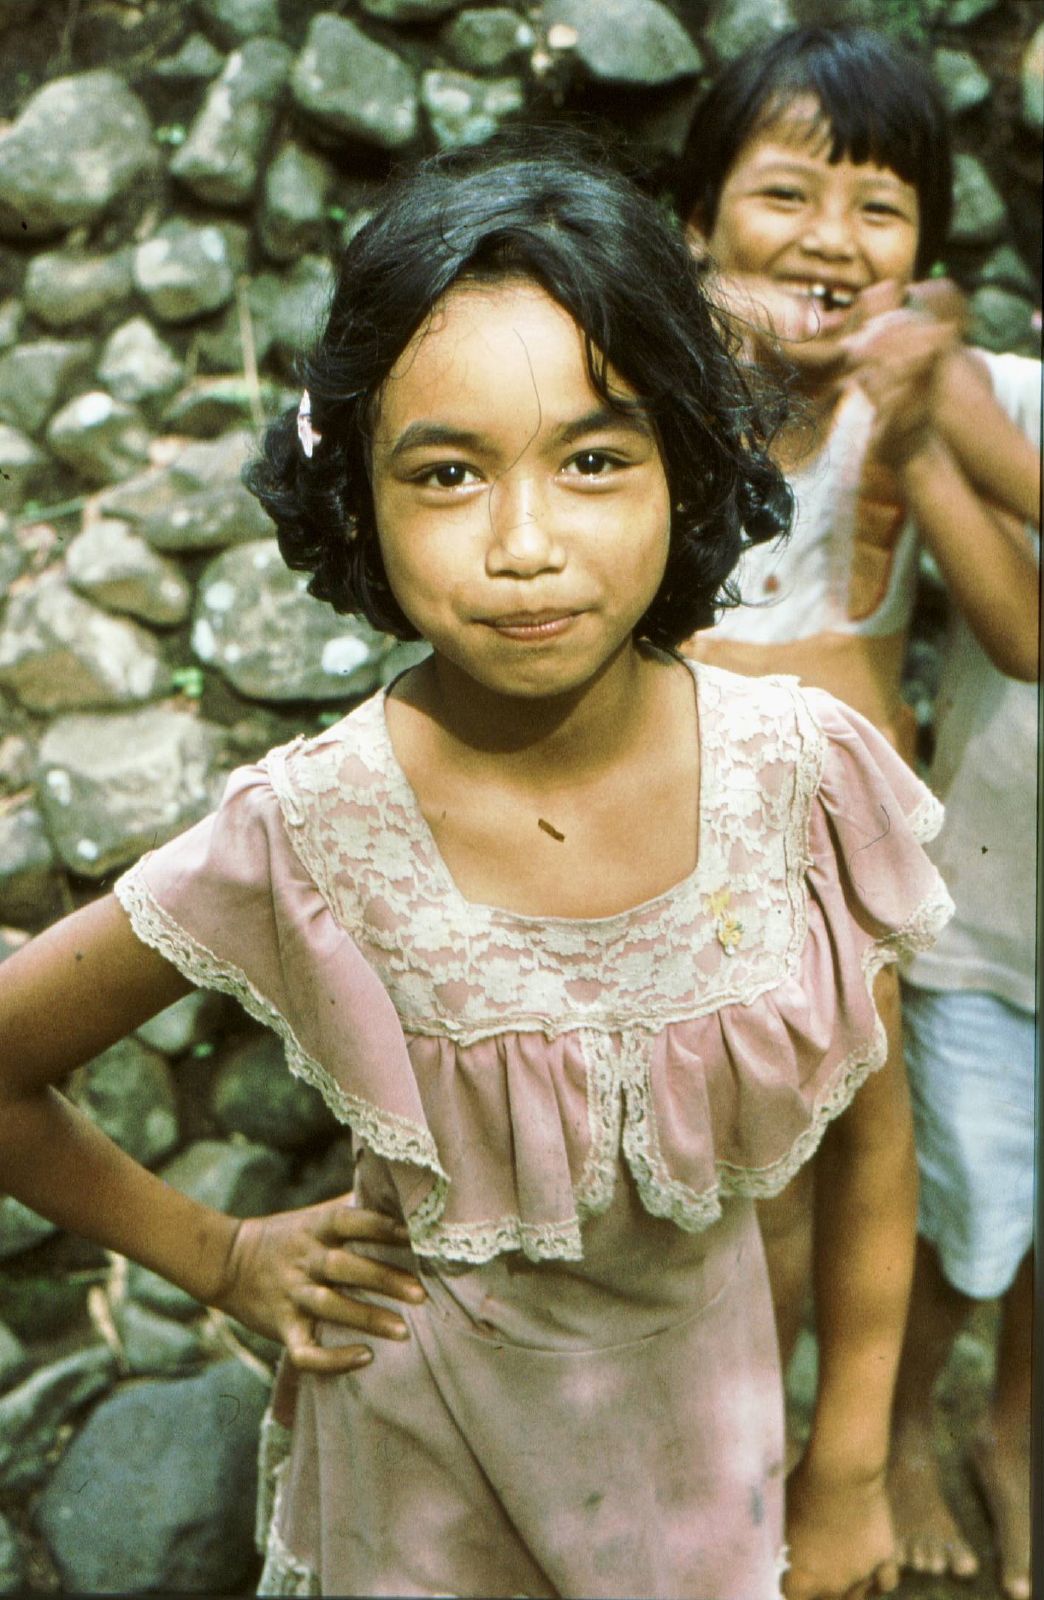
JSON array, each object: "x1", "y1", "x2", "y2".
[
  {"x1": 567, "y1": 450, "x2": 621, "y2": 477},
  {"x1": 863, "y1": 201, "x2": 903, "y2": 218},
  {"x1": 764, "y1": 187, "x2": 804, "y2": 204},
  {"x1": 417, "y1": 462, "x2": 479, "y2": 489}
]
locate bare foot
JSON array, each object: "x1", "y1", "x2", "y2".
[
  {"x1": 889, "y1": 1418, "x2": 979, "y2": 1580},
  {"x1": 969, "y1": 1423, "x2": 1031, "y2": 1600}
]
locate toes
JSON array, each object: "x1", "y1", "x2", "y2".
[{"x1": 1001, "y1": 1567, "x2": 1030, "y2": 1600}]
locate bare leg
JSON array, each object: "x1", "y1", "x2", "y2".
[
  {"x1": 970, "y1": 1251, "x2": 1032, "y2": 1600},
  {"x1": 757, "y1": 1158, "x2": 814, "y2": 1373},
  {"x1": 889, "y1": 1236, "x2": 979, "y2": 1577}
]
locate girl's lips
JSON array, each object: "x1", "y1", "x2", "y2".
[{"x1": 483, "y1": 612, "x2": 581, "y2": 640}]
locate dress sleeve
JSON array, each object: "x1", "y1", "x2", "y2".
[
  {"x1": 635, "y1": 683, "x2": 957, "y2": 1221},
  {"x1": 114, "y1": 763, "x2": 447, "y2": 1224}
]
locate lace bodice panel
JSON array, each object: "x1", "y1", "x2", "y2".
[{"x1": 264, "y1": 665, "x2": 823, "y2": 1044}]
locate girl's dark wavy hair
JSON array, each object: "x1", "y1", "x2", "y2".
[
  {"x1": 245, "y1": 128, "x2": 792, "y2": 649},
  {"x1": 673, "y1": 26, "x2": 952, "y2": 278}
]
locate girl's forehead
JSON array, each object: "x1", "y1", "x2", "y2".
[{"x1": 381, "y1": 279, "x2": 619, "y2": 402}]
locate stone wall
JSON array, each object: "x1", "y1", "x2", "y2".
[{"x1": 0, "y1": 0, "x2": 1040, "y2": 1592}]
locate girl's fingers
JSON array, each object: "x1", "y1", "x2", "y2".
[
  {"x1": 293, "y1": 1280, "x2": 411, "y2": 1340},
  {"x1": 317, "y1": 1245, "x2": 426, "y2": 1303},
  {"x1": 284, "y1": 1323, "x2": 374, "y2": 1373},
  {"x1": 320, "y1": 1203, "x2": 412, "y2": 1247}
]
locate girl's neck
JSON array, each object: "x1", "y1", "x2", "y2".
[
  {"x1": 773, "y1": 381, "x2": 845, "y2": 473},
  {"x1": 399, "y1": 639, "x2": 666, "y2": 788}
]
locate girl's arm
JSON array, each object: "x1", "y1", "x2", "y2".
[
  {"x1": 783, "y1": 966, "x2": 914, "y2": 1600},
  {"x1": 931, "y1": 346, "x2": 1041, "y2": 530},
  {"x1": 844, "y1": 315, "x2": 1040, "y2": 682},
  {"x1": 0, "y1": 894, "x2": 425, "y2": 1368}
]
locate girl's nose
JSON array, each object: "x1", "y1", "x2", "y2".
[
  {"x1": 485, "y1": 477, "x2": 566, "y2": 577},
  {"x1": 800, "y1": 205, "x2": 857, "y2": 261}
]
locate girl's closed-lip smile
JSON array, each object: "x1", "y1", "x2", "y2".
[{"x1": 483, "y1": 611, "x2": 582, "y2": 639}]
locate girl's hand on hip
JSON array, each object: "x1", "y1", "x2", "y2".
[
  {"x1": 783, "y1": 1457, "x2": 899, "y2": 1600},
  {"x1": 212, "y1": 1198, "x2": 427, "y2": 1372}
]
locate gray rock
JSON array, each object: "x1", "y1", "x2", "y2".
[
  {"x1": 46, "y1": 392, "x2": 152, "y2": 485},
  {"x1": 68, "y1": 1037, "x2": 180, "y2": 1167},
  {"x1": 160, "y1": 1138, "x2": 292, "y2": 1216},
  {"x1": 0, "y1": 1512, "x2": 23, "y2": 1597},
  {"x1": 22, "y1": 248, "x2": 135, "y2": 331},
  {"x1": 259, "y1": 140, "x2": 332, "y2": 262},
  {"x1": 142, "y1": 481, "x2": 275, "y2": 553},
  {"x1": 137, "y1": 989, "x2": 225, "y2": 1056},
  {"x1": 196, "y1": 0, "x2": 282, "y2": 44},
  {"x1": 420, "y1": 70, "x2": 525, "y2": 148},
  {"x1": 0, "y1": 1324, "x2": 32, "y2": 1393},
  {"x1": 97, "y1": 428, "x2": 256, "y2": 522},
  {"x1": 1022, "y1": 23, "x2": 1044, "y2": 135},
  {"x1": 113, "y1": 1300, "x2": 206, "y2": 1375},
  {"x1": 34, "y1": 1359, "x2": 269, "y2": 1592},
  {"x1": 0, "y1": 576, "x2": 171, "y2": 714},
  {"x1": 253, "y1": 254, "x2": 336, "y2": 371},
  {"x1": 193, "y1": 539, "x2": 390, "y2": 702},
  {"x1": 361, "y1": 0, "x2": 459, "y2": 15},
  {"x1": 0, "y1": 1197, "x2": 59, "y2": 1263},
  {"x1": 440, "y1": 8, "x2": 535, "y2": 72},
  {"x1": 126, "y1": 1261, "x2": 204, "y2": 1322},
  {"x1": 543, "y1": 0, "x2": 700, "y2": 84},
  {"x1": 213, "y1": 1031, "x2": 339, "y2": 1149},
  {"x1": 133, "y1": 221, "x2": 237, "y2": 323},
  {"x1": 171, "y1": 37, "x2": 293, "y2": 206},
  {"x1": 0, "y1": 734, "x2": 33, "y2": 793},
  {"x1": 0, "y1": 516, "x2": 25, "y2": 592},
  {"x1": 283, "y1": 1135, "x2": 356, "y2": 1210},
  {"x1": 975, "y1": 244, "x2": 1040, "y2": 298},
  {"x1": 941, "y1": 0, "x2": 998, "y2": 23},
  {"x1": 0, "y1": 425, "x2": 46, "y2": 510},
  {"x1": 97, "y1": 317, "x2": 184, "y2": 406},
  {"x1": 968, "y1": 286, "x2": 1036, "y2": 353},
  {"x1": 152, "y1": 29, "x2": 225, "y2": 81},
  {"x1": 0, "y1": 929, "x2": 29, "y2": 963},
  {"x1": 0, "y1": 1344, "x2": 116, "y2": 1493},
  {"x1": 0, "y1": 338, "x2": 95, "y2": 436},
  {"x1": 704, "y1": 0, "x2": 796, "y2": 63},
  {"x1": 949, "y1": 153, "x2": 1007, "y2": 245},
  {"x1": 161, "y1": 375, "x2": 285, "y2": 436},
  {"x1": 0, "y1": 298, "x2": 21, "y2": 352},
  {"x1": 0, "y1": 801, "x2": 61, "y2": 926},
  {"x1": 379, "y1": 637, "x2": 433, "y2": 686},
  {"x1": 0, "y1": 71, "x2": 158, "y2": 240},
  {"x1": 291, "y1": 13, "x2": 419, "y2": 150},
  {"x1": 932, "y1": 47, "x2": 991, "y2": 115},
  {"x1": 37, "y1": 706, "x2": 226, "y2": 879}
]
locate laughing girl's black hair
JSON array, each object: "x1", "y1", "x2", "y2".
[{"x1": 245, "y1": 128, "x2": 792, "y2": 648}]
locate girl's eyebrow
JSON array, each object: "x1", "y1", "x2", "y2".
[{"x1": 386, "y1": 407, "x2": 653, "y2": 461}]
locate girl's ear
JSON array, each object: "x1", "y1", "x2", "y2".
[{"x1": 684, "y1": 213, "x2": 710, "y2": 264}]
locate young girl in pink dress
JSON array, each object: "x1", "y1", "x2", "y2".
[{"x1": 0, "y1": 136, "x2": 953, "y2": 1600}]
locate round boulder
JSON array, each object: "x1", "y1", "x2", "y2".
[{"x1": 0, "y1": 72, "x2": 158, "y2": 239}]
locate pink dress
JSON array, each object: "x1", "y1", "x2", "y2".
[{"x1": 114, "y1": 661, "x2": 952, "y2": 1600}]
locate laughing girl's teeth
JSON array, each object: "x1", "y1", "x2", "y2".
[{"x1": 808, "y1": 283, "x2": 855, "y2": 311}]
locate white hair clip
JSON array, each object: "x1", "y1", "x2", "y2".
[{"x1": 297, "y1": 389, "x2": 322, "y2": 458}]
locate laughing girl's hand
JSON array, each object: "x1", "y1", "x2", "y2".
[
  {"x1": 784, "y1": 1457, "x2": 900, "y2": 1600},
  {"x1": 212, "y1": 1197, "x2": 427, "y2": 1372}
]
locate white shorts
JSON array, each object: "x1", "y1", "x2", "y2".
[{"x1": 901, "y1": 982, "x2": 1035, "y2": 1300}]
